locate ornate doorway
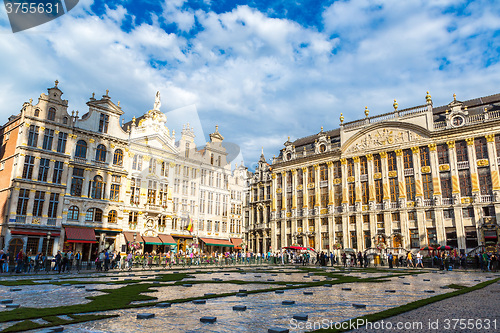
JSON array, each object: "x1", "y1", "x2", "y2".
[{"x1": 9, "y1": 238, "x2": 24, "y2": 264}]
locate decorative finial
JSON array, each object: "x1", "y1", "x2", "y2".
[
  {"x1": 453, "y1": 93, "x2": 456, "y2": 101},
  {"x1": 91, "y1": 92, "x2": 95, "y2": 99},
  {"x1": 484, "y1": 107, "x2": 488, "y2": 113},
  {"x1": 261, "y1": 146, "x2": 264, "y2": 155},
  {"x1": 105, "y1": 89, "x2": 109, "y2": 96},
  {"x1": 75, "y1": 111, "x2": 79, "y2": 117},
  {"x1": 321, "y1": 126, "x2": 323, "y2": 132},
  {"x1": 71, "y1": 110, "x2": 74, "y2": 116},
  {"x1": 215, "y1": 125, "x2": 219, "y2": 132},
  {"x1": 55, "y1": 80, "x2": 59, "y2": 87},
  {"x1": 393, "y1": 99, "x2": 398, "y2": 111},
  {"x1": 287, "y1": 136, "x2": 290, "y2": 141},
  {"x1": 464, "y1": 105, "x2": 468, "y2": 111},
  {"x1": 132, "y1": 116, "x2": 136, "y2": 125},
  {"x1": 445, "y1": 109, "x2": 449, "y2": 114},
  {"x1": 29, "y1": 98, "x2": 33, "y2": 105},
  {"x1": 364, "y1": 106, "x2": 369, "y2": 117},
  {"x1": 339, "y1": 113, "x2": 344, "y2": 124},
  {"x1": 153, "y1": 91, "x2": 161, "y2": 110},
  {"x1": 117, "y1": 101, "x2": 120, "y2": 107},
  {"x1": 426, "y1": 91, "x2": 432, "y2": 104}
]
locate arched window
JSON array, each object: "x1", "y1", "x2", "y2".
[
  {"x1": 108, "y1": 210, "x2": 117, "y2": 223},
  {"x1": 48, "y1": 107, "x2": 56, "y2": 121},
  {"x1": 113, "y1": 149, "x2": 123, "y2": 166},
  {"x1": 75, "y1": 140, "x2": 87, "y2": 158},
  {"x1": 62, "y1": 117, "x2": 68, "y2": 125},
  {"x1": 95, "y1": 144, "x2": 106, "y2": 162},
  {"x1": 90, "y1": 175, "x2": 104, "y2": 199},
  {"x1": 85, "y1": 208, "x2": 103, "y2": 222},
  {"x1": 34, "y1": 109, "x2": 40, "y2": 117},
  {"x1": 67, "y1": 206, "x2": 79, "y2": 220},
  {"x1": 210, "y1": 154, "x2": 214, "y2": 165}
]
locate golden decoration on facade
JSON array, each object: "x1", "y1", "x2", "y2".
[
  {"x1": 366, "y1": 153, "x2": 373, "y2": 160},
  {"x1": 301, "y1": 167, "x2": 307, "y2": 173},
  {"x1": 271, "y1": 173, "x2": 276, "y2": 179},
  {"x1": 421, "y1": 166, "x2": 431, "y2": 173},
  {"x1": 439, "y1": 164, "x2": 450, "y2": 171},
  {"x1": 446, "y1": 140, "x2": 455, "y2": 149},
  {"x1": 411, "y1": 146, "x2": 419, "y2": 154},
  {"x1": 313, "y1": 164, "x2": 320, "y2": 170},
  {"x1": 426, "y1": 91, "x2": 432, "y2": 104},
  {"x1": 362, "y1": 205, "x2": 368, "y2": 211},
  {"x1": 485, "y1": 134, "x2": 495, "y2": 142},
  {"x1": 388, "y1": 171, "x2": 397, "y2": 178},
  {"x1": 353, "y1": 156, "x2": 360, "y2": 163},
  {"x1": 477, "y1": 159, "x2": 489, "y2": 167},
  {"x1": 465, "y1": 137, "x2": 474, "y2": 145},
  {"x1": 307, "y1": 183, "x2": 315, "y2": 189},
  {"x1": 407, "y1": 202, "x2": 415, "y2": 207},
  {"x1": 364, "y1": 106, "x2": 369, "y2": 117},
  {"x1": 461, "y1": 197, "x2": 472, "y2": 204},
  {"x1": 286, "y1": 212, "x2": 292, "y2": 217},
  {"x1": 296, "y1": 185, "x2": 303, "y2": 190},
  {"x1": 373, "y1": 173, "x2": 382, "y2": 179},
  {"x1": 428, "y1": 143, "x2": 436, "y2": 151},
  {"x1": 333, "y1": 178, "x2": 342, "y2": 184},
  {"x1": 347, "y1": 176, "x2": 355, "y2": 183},
  {"x1": 394, "y1": 149, "x2": 402, "y2": 156},
  {"x1": 291, "y1": 169, "x2": 297, "y2": 175},
  {"x1": 340, "y1": 113, "x2": 344, "y2": 124},
  {"x1": 340, "y1": 158, "x2": 347, "y2": 165},
  {"x1": 320, "y1": 208, "x2": 328, "y2": 215},
  {"x1": 326, "y1": 161, "x2": 333, "y2": 167},
  {"x1": 393, "y1": 99, "x2": 398, "y2": 111},
  {"x1": 276, "y1": 188, "x2": 282, "y2": 194},
  {"x1": 379, "y1": 152, "x2": 387, "y2": 158}
]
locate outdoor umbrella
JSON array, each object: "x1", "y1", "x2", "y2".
[
  {"x1": 436, "y1": 245, "x2": 453, "y2": 251},
  {"x1": 343, "y1": 248, "x2": 355, "y2": 253},
  {"x1": 420, "y1": 246, "x2": 435, "y2": 251}
]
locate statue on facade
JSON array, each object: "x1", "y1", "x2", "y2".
[{"x1": 153, "y1": 91, "x2": 161, "y2": 111}]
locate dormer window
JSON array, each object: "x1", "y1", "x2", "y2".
[
  {"x1": 210, "y1": 153, "x2": 214, "y2": 165},
  {"x1": 63, "y1": 117, "x2": 68, "y2": 125},
  {"x1": 34, "y1": 109, "x2": 40, "y2": 117},
  {"x1": 319, "y1": 144, "x2": 326, "y2": 153},
  {"x1": 48, "y1": 107, "x2": 56, "y2": 121},
  {"x1": 99, "y1": 113, "x2": 109, "y2": 133}
]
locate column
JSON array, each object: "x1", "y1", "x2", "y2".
[
  {"x1": 302, "y1": 167, "x2": 308, "y2": 210},
  {"x1": 291, "y1": 169, "x2": 298, "y2": 247},
  {"x1": 366, "y1": 154, "x2": 376, "y2": 205},
  {"x1": 340, "y1": 159, "x2": 348, "y2": 206},
  {"x1": 412, "y1": 146, "x2": 426, "y2": 247},
  {"x1": 429, "y1": 143, "x2": 445, "y2": 245},
  {"x1": 271, "y1": 173, "x2": 277, "y2": 213},
  {"x1": 485, "y1": 134, "x2": 500, "y2": 225},
  {"x1": 82, "y1": 168, "x2": 92, "y2": 198},
  {"x1": 395, "y1": 149, "x2": 408, "y2": 248},
  {"x1": 380, "y1": 152, "x2": 391, "y2": 238},
  {"x1": 353, "y1": 156, "x2": 362, "y2": 206},
  {"x1": 327, "y1": 162, "x2": 334, "y2": 251},
  {"x1": 314, "y1": 165, "x2": 320, "y2": 250},
  {"x1": 447, "y1": 141, "x2": 465, "y2": 249},
  {"x1": 281, "y1": 171, "x2": 286, "y2": 211}
]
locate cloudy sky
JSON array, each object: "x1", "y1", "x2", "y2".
[{"x1": 1, "y1": 0, "x2": 500, "y2": 170}]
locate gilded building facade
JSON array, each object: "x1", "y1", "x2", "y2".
[
  {"x1": 262, "y1": 92, "x2": 500, "y2": 254},
  {"x1": 0, "y1": 83, "x2": 247, "y2": 261}
]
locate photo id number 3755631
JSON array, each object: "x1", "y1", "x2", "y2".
[{"x1": 5, "y1": 2, "x2": 60, "y2": 14}]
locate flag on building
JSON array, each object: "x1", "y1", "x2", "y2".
[{"x1": 186, "y1": 215, "x2": 193, "y2": 232}]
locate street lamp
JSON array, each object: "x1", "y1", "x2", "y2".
[{"x1": 45, "y1": 231, "x2": 51, "y2": 272}]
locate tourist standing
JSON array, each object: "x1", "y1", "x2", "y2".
[
  {"x1": 416, "y1": 251, "x2": 424, "y2": 268},
  {"x1": 406, "y1": 252, "x2": 414, "y2": 268},
  {"x1": 75, "y1": 251, "x2": 82, "y2": 273},
  {"x1": 15, "y1": 249, "x2": 24, "y2": 273}
]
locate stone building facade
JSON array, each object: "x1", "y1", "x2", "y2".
[
  {"x1": 256, "y1": 92, "x2": 500, "y2": 255},
  {"x1": 0, "y1": 82, "x2": 247, "y2": 261}
]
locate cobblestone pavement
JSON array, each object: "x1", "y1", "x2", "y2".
[{"x1": 352, "y1": 279, "x2": 500, "y2": 333}]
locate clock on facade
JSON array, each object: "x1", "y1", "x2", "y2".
[{"x1": 451, "y1": 115, "x2": 465, "y2": 127}]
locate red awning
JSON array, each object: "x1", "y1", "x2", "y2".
[
  {"x1": 11, "y1": 230, "x2": 60, "y2": 237},
  {"x1": 65, "y1": 227, "x2": 96, "y2": 243},
  {"x1": 231, "y1": 238, "x2": 243, "y2": 250},
  {"x1": 142, "y1": 236, "x2": 163, "y2": 245},
  {"x1": 200, "y1": 238, "x2": 234, "y2": 247},
  {"x1": 123, "y1": 232, "x2": 143, "y2": 243},
  {"x1": 158, "y1": 234, "x2": 176, "y2": 245}
]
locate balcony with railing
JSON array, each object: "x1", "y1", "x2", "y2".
[
  {"x1": 47, "y1": 218, "x2": 57, "y2": 226},
  {"x1": 348, "y1": 205, "x2": 356, "y2": 212},
  {"x1": 334, "y1": 206, "x2": 343, "y2": 213},
  {"x1": 360, "y1": 174, "x2": 368, "y2": 182},
  {"x1": 15, "y1": 215, "x2": 26, "y2": 223},
  {"x1": 320, "y1": 180, "x2": 328, "y2": 188},
  {"x1": 375, "y1": 203, "x2": 384, "y2": 210},
  {"x1": 423, "y1": 199, "x2": 434, "y2": 206},
  {"x1": 389, "y1": 202, "x2": 399, "y2": 209},
  {"x1": 480, "y1": 195, "x2": 493, "y2": 203},
  {"x1": 404, "y1": 168, "x2": 413, "y2": 176},
  {"x1": 442, "y1": 198, "x2": 454, "y2": 205},
  {"x1": 457, "y1": 161, "x2": 469, "y2": 169},
  {"x1": 73, "y1": 157, "x2": 87, "y2": 164}
]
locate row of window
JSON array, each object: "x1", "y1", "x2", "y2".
[
  {"x1": 67, "y1": 206, "x2": 117, "y2": 223},
  {"x1": 27, "y1": 126, "x2": 67, "y2": 153},
  {"x1": 22, "y1": 156, "x2": 64, "y2": 184},
  {"x1": 75, "y1": 140, "x2": 123, "y2": 165},
  {"x1": 70, "y1": 168, "x2": 121, "y2": 201},
  {"x1": 16, "y1": 189, "x2": 59, "y2": 218},
  {"x1": 197, "y1": 219, "x2": 243, "y2": 233}
]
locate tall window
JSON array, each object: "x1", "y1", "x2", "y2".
[
  {"x1": 67, "y1": 206, "x2": 79, "y2": 220},
  {"x1": 375, "y1": 179, "x2": 383, "y2": 203},
  {"x1": 320, "y1": 165, "x2": 328, "y2": 181},
  {"x1": 75, "y1": 140, "x2": 87, "y2": 158},
  {"x1": 132, "y1": 155, "x2": 142, "y2": 170},
  {"x1": 52, "y1": 161, "x2": 63, "y2": 184},
  {"x1": 90, "y1": 175, "x2": 104, "y2": 199},
  {"x1": 387, "y1": 152, "x2": 397, "y2": 171},
  {"x1": 348, "y1": 183, "x2": 355, "y2": 205},
  {"x1": 71, "y1": 168, "x2": 84, "y2": 196},
  {"x1": 456, "y1": 141, "x2": 468, "y2": 162},
  {"x1": 47, "y1": 193, "x2": 59, "y2": 218},
  {"x1": 321, "y1": 187, "x2": 328, "y2": 207},
  {"x1": 437, "y1": 144, "x2": 449, "y2": 164},
  {"x1": 95, "y1": 144, "x2": 106, "y2": 162},
  {"x1": 149, "y1": 158, "x2": 157, "y2": 173},
  {"x1": 389, "y1": 178, "x2": 399, "y2": 202},
  {"x1": 308, "y1": 166, "x2": 315, "y2": 182},
  {"x1": 475, "y1": 137, "x2": 488, "y2": 160},
  {"x1": 99, "y1": 113, "x2": 109, "y2": 133},
  {"x1": 403, "y1": 150, "x2": 413, "y2": 169},
  {"x1": 333, "y1": 161, "x2": 341, "y2": 178},
  {"x1": 32, "y1": 191, "x2": 45, "y2": 217},
  {"x1": 478, "y1": 167, "x2": 492, "y2": 195},
  {"x1": 459, "y1": 170, "x2": 472, "y2": 196},
  {"x1": 374, "y1": 155, "x2": 382, "y2": 173},
  {"x1": 147, "y1": 180, "x2": 157, "y2": 204},
  {"x1": 38, "y1": 158, "x2": 50, "y2": 182},
  {"x1": 159, "y1": 183, "x2": 168, "y2": 206},
  {"x1": 110, "y1": 175, "x2": 120, "y2": 201},
  {"x1": 130, "y1": 178, "x2": 140, "y2": 204},
  {"x1": 22, "y1": 155, "x2": 35, "y2": 179},
  {"x1": 161, "y1": 162, "x2": 168, "y2": 177},
  {"x1": 347, "y1": 159, "x2": 354, "y2": 177},
  {"x1": 420, "y1": 146, "x2": 430, "y2": 167},
  {"x1": 17, "y1": 189, "x2": 30, "y2": 215},
  {"x1": 405, "y1": 176, "x2": 415, "y2": 201},
  {"x1": 47, "y1": 107, "x2": 56, "y2": 121},
  {"x1": 42, "y1": 129, "x2": 54, "y2": 150},
  {"x1": 361, "y1": 182, "x2": 369, "y2": 204},
  {"x1": 496, "y1": 135, "x2": 500, "y2": 157},
  {"x1": 128, "y1": 211, "x2": 138, "y2": 225},
  {"x1": 113, "y1": 149, "x2": 123, "y2": 166},
  {"x1": 27, "y1": 125, "x2": 39, "y2": 147},
  {"x1": 440, "y1": 172, "x2": 452, "y2": 198},
  {"x1": 410, "y1": 229, "x2": 419, "y2": 248},
  {"x1": 108, "y1": 210, "x2": 117, "y2": 223},
  {"x1": 360, "y1": 157, "x2": 367, "y2": 175},
  {"x1": 185, "y1": 142, "x2": 190, "y2": 158},
  {"x1": 56, "y1": 132, "x2": 67, "y2": 153},
  {"x1": 427, "y1": 228, "x2": 437, "y2": 245},
  {"x1": 422, "y1": 173, "x2": 433, "y2": 199}
]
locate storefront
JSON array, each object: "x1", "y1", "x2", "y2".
[
  {"x1": 199, "y1": 237, "x2": 234, "y2": 254},
  {"x1": 9, "y1": 229, "x2": 60, "y2": 262},
  {"x1": 171, "y1": 234, "x2": 195, "y2": 253},
  {"x1": 230, "y1": 238, "x2": 244, "y2": 251},
  {"x1": 63, "y1": 226, "x2": 97, "y2": 261}
]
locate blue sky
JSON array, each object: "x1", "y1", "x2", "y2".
[{"x1": 1, "y1": 0, "x2": 500, "y2": 170}]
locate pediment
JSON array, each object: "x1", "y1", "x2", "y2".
[
  {"x1": 343, "y1": 122, "x2": 430, "y2": 154},
  {"x1": 130, "y1": 134, "x2": 178, "y2": 154}
]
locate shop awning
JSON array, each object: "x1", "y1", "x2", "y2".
[
  {"x1": 65, "y1": 227, "x2": 96, "y2": 244},
  {"x1": 142, "y1": 236, "x2": 163, "y2": 245},
  {"x1": 123, "y1": 232, "x2": 143, "y2": 243},
  {"x1": 230, "y1": 238, "x2": 243, "y2": 250},
  {"x1": 11, "y1": 230, "x2": 60, "y2": 237},
  {"x1": 158, "y1": 234, "x2": 176, "y2": 246},
  {"x1": 200, "y1": 238, "x2": 234, "y2": 247},
  {"x1": 171, "y1": 233, "x2": 193, "y2": 238}
]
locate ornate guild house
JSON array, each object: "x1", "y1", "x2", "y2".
[{"x1": 247, "y1": 92, "x2": 500, "y2": 255}]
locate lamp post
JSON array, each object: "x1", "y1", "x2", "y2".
[{"x1": 45, "y1": 231, "x2": 51, "y2": 272}]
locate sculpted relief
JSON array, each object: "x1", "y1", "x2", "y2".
[{"x1": 347, "y1": 129, "x2": 424, "y2": 153}]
